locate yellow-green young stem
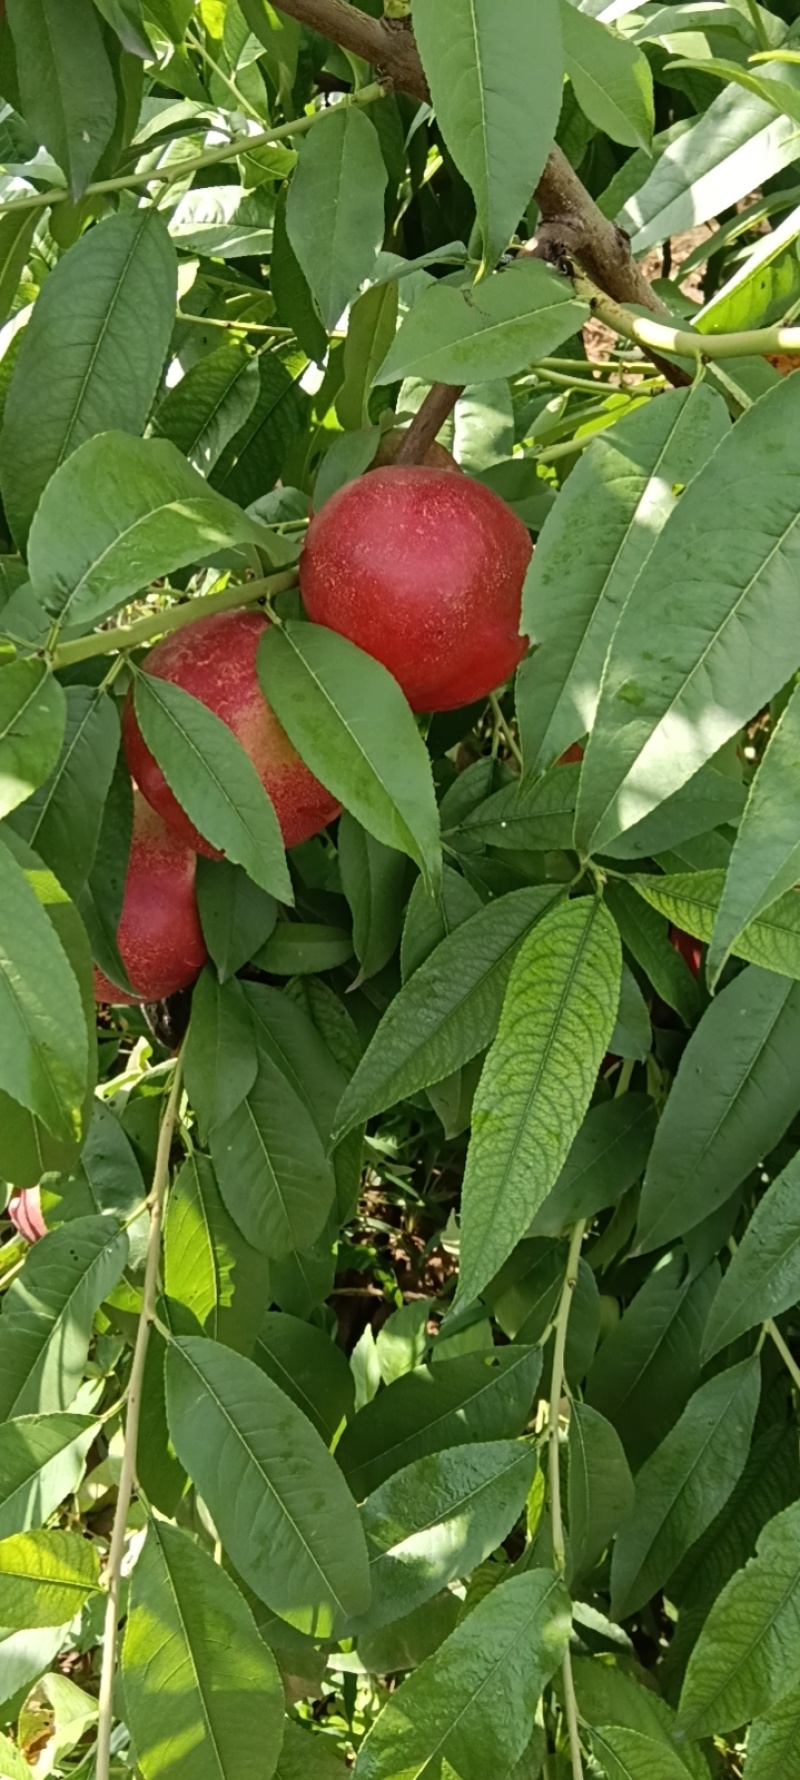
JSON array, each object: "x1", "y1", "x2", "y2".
[
  {"x1": 488, "y1": 691, "x2": 523, "y2": 767},
  {"x1": 0, "y1": 81, "x2": 388, "y2": 218},
  {"x1": 729, "y1": 1235, "x2": 800, "y2": 1391},
  {"x1": 549, "y1": 1220, "x2": 586, "y2": 1780},
  {"x1": 49, "y1": 570, "x2": 296, "y2": 670},
  {"x1": 95, "y1": 1054, "x2": 184, "y2": 1780},
  {"x1": 574, "y1": 270, "x2": 800, "y2": 363}
]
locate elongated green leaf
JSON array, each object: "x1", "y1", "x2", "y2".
[
  {"x1": 184, "y1": 971, "x2": 257, "y2": 1144},
  {"x1": 164, "y1": 1152, "x2": 266, "y2": 1355},
  {"x1": 457, "y1": 897, "x2": 621, "y2": 1307},
  {"x1": 334, "y1": 886, "x2": 560, "y2": 1140},
  {"x1": 631, "y1": 868, "x2": 800, "y2": 978},
  {"x1": 271, "y1": 182, "x2": 328, "y2": 363},
  {"x1": 703, "y1": 1152, "x2": 800, "y2": 1358},
  {"x1": 376, "y1": 262, "x2": 588, "y2": 387},
  {"x1": 255, "y1": 1313, "x2": 354, "y2": 1447},
  {"x1": 590, "y1": 1725, "x2": 698, "y2": 1780},
  {"x1": 122, "y1": 1520, "x2": 284, "y2": 1780},
  {"x1": 351, "y1": 1440, "x2": 536, "y2": 1633},
  {"x1": 195, "y1": 857, "x2": 277, "y2": 983},
  {"x1": 133, "y1": 671, "x2": 291, "y2": 902},
  {"x1": 30, "y1": 433, "x2": 279, "y2": 632},
  {"x1": 561, "y1": 1, "x2": 653, "y2": 148},
  {"x1": 338, "y1": 814, "x2": 408, "y2": 982},
  {"x1": 636, "y1": 967, "x2": 800, "y2": 1253},
  {"x1": 0, "y1": 1415, "x2": 95, "y2": 1540},
  {"x1": 569, "y1": 1403, "x2": 634, "y2": 1584},
  {"x1": 9, "y1": 685, "x2": 119, "y2": 898},
  {"x1": 0, "y1": 1215, "x2": 128, "y2": 1420},
  {"x1": 241, "y1": 979, "x2": 349, "y2": 1149},
  {"x1": 570, "y1": 1657, "x2": 707, "y2": 1780},
  {"x1": 253, "y1": 923, "x2": 353, "y2": 975},
  {"x1": 452, "y1": 764, "x2": 580, "y2": 853},
  {"x1": 286, "y1": 106, "x2": 387, "y2": 329},
  {"x1": 355, "y1": 1570, "x2": 571, "y2": 1780},
  {"x1": 412, "y1": 0, "x2": 562, "y2": 269},
  {"x1": 0, "y1": 660, "x2": 66, "y2": 821},
  {"x1": 257, "y1": 620, "x2": 441, "y2": 894},
  {"x1": 166, "y1": 1336, "x2": 371, "y2": 1635},
  {"x1": 708, "y1": 680, "x2": 800, "y2": 983},
  {"x1": 337, "y1": 1346, "x2": 541, "y2": 1501},
  {"x1": 336, "y1": 285, "x2": 398, "y2": 433},
  {"x1": 532, "y1": 1094, "x2": 656, "y2": 1237},
  {"x1": 400, "y1": 865, "x2": 482, "y2": 980},
  {"x1": 209, "y1": 1042, "x2": 335, "y2": 1258},
  {"x1": 211, "y1": 353, "x2": 306, "y2": 509},
  {"x1": 152, "y1": 342, "x2": 261, "y2": 474},
  {"x1": 575, "y1": 374, "x2": 800, "y2": 856},
  {"x1": 0, "y1": 838, "x2": 87, "y2": 1141},
  {"x1": 606, "y1": 881, "x2": 700, "y2": 1027},
  {"x1": 746, "y1": 1683, "x2": 800, "y2": 1780},
  {"x1": 42, "y1": 1097, "x2": 143, "y2": 1232},
  {"x1": 518, "y1": 386, "x2": 729, "y2": 776},
  {"x1": 0, "y1": 1529, "x2": 99, "y2": 1628},
  {"x1": 6, "y1": 0, "x2": 116, "y2": 196},
  {"x1": 585, "y1": 1257, "x2": 719, "y2": 1471},
  {"x1": 276, "y1": 1721, "x2": 346, "y2": 1780},
  {"x1": 0, "y1": 1730, "x2": 31, "y2": 1780},
  {"x1": 0, "y1": 210, "x2": 176, "y2": 549},
  {"x1": 610, "y1": 1357, "x2": 761, "y2": 1619},
  {"x1": 677, "y1": 1500, "x2": 800, "y2": 1737},
  {"x1": 0, "y1": 210, "x2": 37, "y2": 333},
  {"x1": 601, "y1": 763, "x2": 745, "y2": 864}
]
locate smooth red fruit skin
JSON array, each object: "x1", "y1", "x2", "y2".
[
  {"x1": 299, "y1": 466, "x2": 531, "y2": 712},
  {"x1": 93, "y1": 794, "x2": 207, "y2": 1004},
  {"x1": 669, "y1": 924, "x2": 703, "y2": 977},
  {"x1": 557, "y1": 742, "x2": 584, "y2": 765},
  {"x1": 122, "y1": 609, "x2": 340, "y2": 855},
  {"x1": 7, "y1": 1187, "x2": 46, "y2": 1244}
]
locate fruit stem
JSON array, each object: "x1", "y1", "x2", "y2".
[
  {"x1": 394, "y1": 382, "x2": 463, "y2": 464},
  {"x1": 95, "y1": 1052, "x2": 184, "y2": 1780},
  {"x1": 488, "y1": 691, "x2": 523, "y2": 767},
  {"x1": 49, "y1": 570, "x2": 297, "y2": 669}
]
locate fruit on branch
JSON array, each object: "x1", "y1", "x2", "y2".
[
  {"x1": 557, "y1": 742, "x2": 585, "y2": 765},
  {"x1": 93, "y1": 794, "x2": 207, "y2": 1005},
  {"x1": 299, "y1": 466, "x2": 531, "y2": 712},
  {"x1": 371, "y1": 428, "x2": 461, "y2": 473},
  {"x1": 7, "y1": 1187, "x2": 46, "y2": 1243},
  {"x1": 669, "y1": 924, "x2": 703, "y2": 977},
  {"x1": 122, "y1": 609, "x2": 341, "y2": 854}
]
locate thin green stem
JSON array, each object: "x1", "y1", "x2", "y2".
[
  {"x1": 176, "y1": 311, "x2": 294, "y2": 337},
  {"x1": 548, "y1": 1220, "x2": 587, "y2": 1780},
  {"x1": 488, "y1": 691, "x2": 523, "y2": 767},
  {"x1": 0, "y1": 81, "x2": 388, "y2": 218},
  {"x1": 185, "y1": 23, "x2": 265, "y2": 124},
  {"x1": 574, "y1": 269, "x2": 800, "y2": 364},
  {"x1": 49, "y1": 569, "x2": 296, "y2": 669},
  {"x1": 95, "y1": 1054, "x2": 184, "y2": 1780},
  {"x1": 744, "y1": 0, "x2": 772, "y2": 52},
  {"x1": 765, "y1": 1318, "x2": 800, "y2": 1391},
  {"x1": 534, "y1": 367, "x2": 665, "y2": 397}
]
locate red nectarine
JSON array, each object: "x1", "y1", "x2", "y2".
[{"x1": 93, "y1": 794, "x2": 207, "y2": 1004}]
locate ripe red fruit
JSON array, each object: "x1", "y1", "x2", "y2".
[
  {"x1": 122, "y1": 609, "x2": 340, "y2": 855},
  {"x1": 557, "y1": 742, "x2": 584, "y2": 765},
  {"x1": 7, "y1": 1187, "x2": 46, "y2": 1244},
  {"x1": 299, "y1": 466, "x2": 531, "y2": 712},
  {"x1": 93, "y1": 794, "x2": 207, "y2": 1005},
  {"x1": 669, "y1": 924, "x2": 703, "y2": 977}
]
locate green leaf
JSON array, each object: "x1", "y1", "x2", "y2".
[
  {"x1": 0, "y1": 837, "x2": 88, "y2": 1141},
  {"x1": 338, "y1": 814, "x2": 408, "y2": 982},
  {"x1": 570, "y1": 1656, "x2": 707, "y2": 1780},
  {"x1": 252, "y1": 922, "x2": 353, "y2": 975},
  {"x1": 0, "y1": 207, "x2": 36, "y2": 334},
  {"x1": 630, "y1": 869, "x2": 800, "y2": 979},
  {"x1": 314, "y1": 429, "x2": 381, "y2": 512},
  {"x1": 0, "y1": 1214, "x2": 128, "y2": 1420},
  {"x1": 195, "y1": 857, "x2": 277, "y2": 982},
  {"x1": 575, "y1": 374, "x2": 800, "y2": 857},
  {"x1": 560, "y1": 2, "x2": 653, "y2": 149},
  {"x1": 133, "y1": 670, "x2": 291, "y2": 902},
  {"x1": 8, "y1": 685, "x2": 119, "y2": 898},
  {"x1": 411, "y1": 0, "x2": 562, "y2": 269},
  {"x1": 610, "y1": 1357, "x2": 761, "y2": 1619},
  {"x1": 606, "y1": 881, "x2": 701, "y2": 1027},
  {"x1": 208, "y1": 1041, "x2": 335, "y2": 1258},
  {"x1": 354, "y1": 1570, "x2": 571, "y2": 1780},
  {"x1": 76, "y1": 748, "x2": 134, "y2": 996},
  {"x1": 241, "y1": 979, "x2": 349, "y2": 1152},
  {"x1": 271, "y1": 183, "x2": 328, "y2": 363},
  {"x1": 257, "y1": 621, "x2": 441, "y2": 894},
  {"x1": 636, "y1": 967, "x2": 800, "y2": 1253},
  {"x1": 30, "y1": 433, "x2": 278, "y2": 632},
  {"x1": 334, "y1": 886, "x2": 560, "y2": 1140},
  {"x1": 0, "y1": 1414, "x2": 95, "y2": 1540},
  {"x1": 376, "y1": 261, "x2": 588, "y2": 387},
  {"x1": 0, "y1": 210, "x2": 176, "y2": 550},
  {"x1": 745, "y1": 1683, "x2": 800, "y2": 1780},
  {"x1": 0, "y1": 1529, "x2": 99, "y2": 1628},
  {"x1": 276, "y1": 1721, "x2": 347, "y2": 1780},
  {"x1": 0, "y1": 1731, "x2": 31, "y2": 1780},
  {"x1": 585, "y1": 1257, "x2": 719, "y2": 1472},
  {"x1": 6, "y1": 0, "x2": 116, "y2": 196},
  {"x1": 337, "y1": 284, "x2": 398, "y2": 432},
  {"x1": 400, "y1": 865, "x2": 482, "y2": 980},
  {"x1": 590, "y1": 1726, "x2": 700, "y2": 1780},
  {"x1": 702, "y1": 1152, "x2": 800, "y2": 1359},
  {"x1": 0, "y1": 660, "x2": 66, "y2": 821},
  {"x1": 707, "y1": 680, "x2": 800, "y2": 984},
  {"x1": 183, "y1": 970, "x2": 257, "y2": 1144},
  {"x1": 601, "y1": 763, "x2": 746, "y2": 865},
  {"x1": 336, "y1": 1346, "x2": 542, "y2": 1500},
  {"x1": 286, "y1": 106, "x2": 387, "y2": 330},
  {"x1": 568, "y1": 1402, "x2": 634, "y2": 1584},
  {"x1": 166, "y1": 1335, "x2": 371, "y2": 1635},
  {"x1": 457, "y1": 897, "x2": 621, "y2": 1307},
  {"x1": 518, "y1": 386, "x2": 729, "y2": 776},
  {"x1": 42, "y1": 1094, "x2": 144, "y2": 1234},
  {"x1": 677, "y1": 1500, "x2": 800, "y2": 1737},
  {"x1": 452, "y1": 764, "x2": 580, "y2": 854},
  {"x1": 211, "y1": 353, "x2": 306, "y2": 508},
  {"x1": 152, "y1": 342, "x2": 261, "y2": 475},
  {"x1": 531, "y1": 1095, "x2": 655, "y2": 1238},
  {"x1": 376, "y1": 1302, "x2": 431, "y2": 1387},
  {"x1": 254, "y1": 1312, "x2": 355, "y2": 1446},
  {"x1": 353, "y1": 1440, "x2": 537, "y2": 1632},
  {"x1": 164, "y1": 1151, "x2": 268, "y2": 1355},
  {"x1": 122, "y1": 1520, "x2": 284, "y2": 1780}
]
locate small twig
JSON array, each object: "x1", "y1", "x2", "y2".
[
  {"x1": 95, "y1": 1054, "x2": 184, "y2": 1780},
  {"x1": 765, "y1": 1318, "x2": 800, "y2": 1392},
  {"x1": 574, "y1": 268, "x2": 800, "y2": 364},
  {"x1": 548, "y1": 1220, "x2": 587, "y2": 1780},
  {"x1": 49, "y1": 569, "x2": 296, "y2": 670},
  {"x1": 176, "y1": 311, "x2": 294, "y2": 337},
  {"x1": 394, "y1": 382, "x2": 463, "y2": 465},
  {"x1": 185, "y1": 22, "x2": 266, "y2": 125},
  {"x1": 488, "y1": 691, "x2": 523, "y2": 767}
]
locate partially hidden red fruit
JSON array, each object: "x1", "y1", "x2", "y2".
[
  {"x1": 7, "y1": 1187, "x2": 46, "y2": 1244},
  {"x1": 558, "y1": 742, "x2": 584, "y2": 765},
  {"x1": 93, "y1": 794, "x2": 207, "y2": 1005},
  {"x1": 123, "y1": 610, "x2": 341, "y2": 856},
  {"x1": 669, "y1": 924, "x2": 703, "y2": 977},
  {"x1": 299, "y1": 466, "x2": 531, "y2": 712}
]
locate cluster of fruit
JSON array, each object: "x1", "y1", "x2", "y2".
[{"x1": 100, "y1": 464, "x2": 532, "y2": 1006}]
